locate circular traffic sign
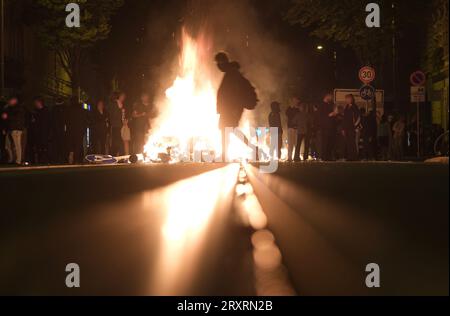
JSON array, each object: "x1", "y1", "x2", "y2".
[
  {"x1": 360, "y1": 85, "x2": 376, "y2": 101},
  {"x1": 410, "y1": 70, "x2": 426, "y2": 86},
  {"x1": 359, "y1": 66, "x2": 376, "y2": 84}
]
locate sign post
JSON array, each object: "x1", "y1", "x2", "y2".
[
  {"x1": 410, "y1": 71, "x2": 426, "y2": 158},
  {"x1": 360, "y1": 84, "x2": 376, "y2": 112},
  {"x1": 359, "y1": 66, "x2": 376, "y2": 112}
]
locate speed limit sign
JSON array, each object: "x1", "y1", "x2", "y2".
[{"x1": 359, "y1": 66, "x2": 376, "y2": 84}]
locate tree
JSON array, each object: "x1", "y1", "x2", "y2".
[
  {"x1": 423, "y1": 0, "x2": 449, "y2": 74},
  {"x1": 29, "y1": 0, "x2": 123, "y2": 96},
  {"x1": 286, "y1": 0, "x2": 426, "y2": 67}
]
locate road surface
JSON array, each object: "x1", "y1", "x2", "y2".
[{"x1": 0, "y1": 162, "x2": 448, "y2": 295}]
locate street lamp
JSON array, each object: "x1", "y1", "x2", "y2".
[{"x1": 315, "y1": 45, "x2": 338, "y2": 83}]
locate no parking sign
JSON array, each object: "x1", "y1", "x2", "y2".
[{"x1": 410, "y1": 70, "x2": 426, "y2": 86}]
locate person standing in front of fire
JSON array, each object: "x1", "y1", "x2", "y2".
[{"x1": 215, "y1": 52, "x2": 258, "y2": 162}]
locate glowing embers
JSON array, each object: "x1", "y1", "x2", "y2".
[{"x1": 234, "y1": 166, "x2": 296, "y2": 296}]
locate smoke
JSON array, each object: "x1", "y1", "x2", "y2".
[
  {"x1": 148, "y1": 0, "x2": 296, "y2": 128},
  {"x1": 194, "y1": 0, "x2": 295, "y2": 126}
]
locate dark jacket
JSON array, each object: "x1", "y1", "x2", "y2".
[
  {"x1": 30, "y1": 107, "x2": 51, "y2": 146},
  {"x1": 294, "y1": 111, "x2": 311, "y2": 135},
  {"x1": 67, "y1": 104, "x2": 88, "y2": 138},
  {"x1": 91, "y1": 109, "x2": 110, "y2": 137},
  {"x1": 268, "y1": 112, "x2": 282, "y2": 129},
  {"x1": 6, "y1": 104, "x2": 26, "y2": 131},
  {"x1": 109, "y1": 102, "x2": 126, "y2": 128},
  {"x1": 343, "y1": 104, "x2": 361, "y2": 132},
  {"x1": 131, "y1": 102, "x2": 150, "y2": 132},
  {"x1": 286, "y1": 106, "x2": 299, "y2": 129},
  {"x1": 319, "y1": 101, "x2": 335, "y2": 130},
  {"x1": 217, "y1": 62, "x2": 245, "y2": 119}
]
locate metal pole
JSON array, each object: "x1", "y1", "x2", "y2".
[
  {"x1": 392, "y1": 1, "x2": 398, "y2": 111},
  {"x1": 417, "y1": 101, "x2": 420, "y2": 158},
  {"x1": 0, "y1": 0, "x2": 5, "y2": 99},
  {"x1": 333, "y1": 50, "x2": 338, "y2": 83}
]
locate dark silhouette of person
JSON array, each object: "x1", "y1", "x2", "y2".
[
  {"x1": 109, "y1": 91, "x2": 127, "y2": 156},
  {"x1": 318, "y1": 93, "x2": 337, "y2": 161},
  {"x1": 294, "y1": 103, "x2": 311, "y2": 161},
  {"x1": 0, "y1": 100, "x2": 7, "y2": 163},
  {"x1": 216, "y1": 53, "x2": 245, "y2": 129},
  {"x1": 50, "y1": 98, "x2": 68, "y2": 164},
  {"x1": 131, "y1": 92, "x2": 155, "y2": 155},
  {"x1": 343, "y1": 94, "x2": 361, "y2": 161},
  {"x1": 215, "y1": 52, "x2": 257, "y2": 161},
  {"x1": 67, "y1": 97, "x2": 87, "y2": 164},
  {"x1": 268, "y1": 101, "x2": 283, "y2": 159},
  {"x1": 91, "y1": 99, "x2": 110, "y2": 154},
  {"x1": 29, "y1": 97, "x2": 50, "y2": 164}
]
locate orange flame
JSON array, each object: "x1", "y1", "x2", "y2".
[{"x1": 144, "y1": 28, "x2": 221, "y2": 162}]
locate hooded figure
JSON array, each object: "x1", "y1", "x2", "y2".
[
  {"x1": 215, "y1": 52, "x2": 259, "y2": 161},
  {"x1": 216, "y1": 53, "x2": 245, "y2": 130},
  {"x1": 268, "y1": 101, "x2": 283, "y2": 159}
]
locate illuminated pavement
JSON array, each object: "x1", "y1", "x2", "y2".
[{"x1": 0, "y1": 162, "x2": 448, "y2": 295}]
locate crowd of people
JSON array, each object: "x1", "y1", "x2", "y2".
[
  {"x1": 268, "y1": 93, "x2": 407, "y2": 162},
  {"x1": 0, "y1": 89, "x2": 412, "y2": 166},
  {"x1": 0, "y1": 92, "x2": 156, "y2": 165}
]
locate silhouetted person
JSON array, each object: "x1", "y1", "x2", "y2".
[
  {"x1": 4, "y1": 96, "x2": 25, "y2": 164},
  {"x1": 286, "y1": 97, "x2": 300, "y2": 161},
  {"x1": 109, "y1": 91, "x2": 128, "y2": 156},
  {"x1": 0, "y1": 100, "x2": 8, "y2": 163},
  {"x1": 67, "y1": 97, "x2": 87, "y2": 164},
  {"x1": 377, "y1": 115, "x2": 391, "y2": 161},
  {"x1": 91, "y1": 100, "x2": 110, "y2": 154},
  {"x1": 50, "y1": 98, "x2": 68, "y2": 164},
  {"x1": 392, "y1": 117, "x2": 405, "y2": 160},
  {"x1": 29, "y1": 97, "x2": 50, "y2": 164},
  {"x1": 366, "y1": 110, "x2": 378, "y2": 159},
  {"x1": 131, "y1": 92, "x2": 154, "y2": 154},
  {"x1": 318, "y1": 93, "x2": 337, "y2": 161},
  {"x1": 335, "y1": 105, "x2": 346, "y2": 160},
  {"x1": 310, "y1": 105, "x2": 321, "y2": 160},
  {"x1": 360, "y1": 108, "x2": 377, "y2": 160},
  {"x1": 294, "y1": 103, "x2": 311, "y2": 161},
  {"x1": 343, "y1": 94, "x2": 360, "y2": 161},
  {"x1": 215, "y1": 52, "x2": 258, "y2": 161},
  {"x1": 268, "y1": 101, "x2": 283, "y2": 159}
]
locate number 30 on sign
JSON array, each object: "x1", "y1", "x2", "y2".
[{"x1": 359, "y1": 66, "x2": 376, "y2": 84}]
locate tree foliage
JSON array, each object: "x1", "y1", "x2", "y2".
[
  {"x1": 29, "y1": 0, "x2": 123, "y2": 94},
  {"x1": 286, "y1": 0, "x2": 426, "y2": 67},
  {"x1": 423, "y1": 0, "x2": 449, "y2": 73}
]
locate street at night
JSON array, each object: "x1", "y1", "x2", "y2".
[
  {"x1": 0, "y1": 0, "x2": 449, "y2": 311},
  {"x1": 1, "y1": 162, "x2": 448, "y2": 296}
]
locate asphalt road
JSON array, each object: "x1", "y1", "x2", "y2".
[
  {"x1": 0, "y1": 162, "x2": 448, "y2": 295},
  {"x1": 247, "y1": 162, "x2": 449, "y2": 296}
]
